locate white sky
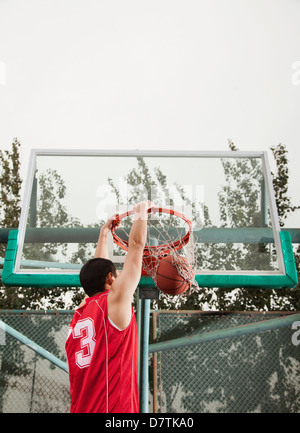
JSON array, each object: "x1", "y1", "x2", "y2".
[{"x1": 0, "y1": 0, "x2": 299, "y2": 226}]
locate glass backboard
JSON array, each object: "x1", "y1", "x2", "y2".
[{"x1": 2, "y1": 149, "x2": 298, "y2": 289}]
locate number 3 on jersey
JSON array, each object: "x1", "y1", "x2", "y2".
[{"x1": 73, "y1": 318, "x2": 96, "y2": 368}]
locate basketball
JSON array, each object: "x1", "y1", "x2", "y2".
[{"x1": 156, "y1": 255, "x2": 193, "y2": 295}]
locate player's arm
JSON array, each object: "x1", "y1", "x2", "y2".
[
  {"x1": 107, "y1": 201, "x2": 150, "y2": 330},
  {"x1": 78, "y1": 216, "x2": 114, "y2": 306},
  {"x1": 94, "y1": 216, "x2": 115, "y2": 259}
]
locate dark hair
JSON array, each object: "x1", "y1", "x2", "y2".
[{"x1": 79, "y1": 258, "x2": 117, "y2": 297}]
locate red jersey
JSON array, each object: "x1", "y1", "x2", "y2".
[{"x1": 65, "y1": 290, "x2": 139, "y2": 413}]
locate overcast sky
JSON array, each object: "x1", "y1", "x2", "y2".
[{"x1": 0, "y1": 0, "x2": 299, "y2": 226}]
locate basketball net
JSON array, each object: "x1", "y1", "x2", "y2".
[{"x1": 111, "y1": 207, "x2": 197, "y2": 293}]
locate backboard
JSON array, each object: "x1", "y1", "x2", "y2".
[{"x1": 2, "y1": 149, "x2": 298, "y2": 289}]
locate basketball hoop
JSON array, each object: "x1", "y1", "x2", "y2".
[
  {"x1": 111, "y1": 207, "x2": 193, "y2": 254},
  {"x1": 111, "y1": 206, "x2": 196, "y2": 292}
]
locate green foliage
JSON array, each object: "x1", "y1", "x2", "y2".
[
  {"x1": 202, "y1": 141, "x2": 299, "y2": 312},
  {"x1": 0, "y1": 138, "x2": 22, "y2": 233},
  {"x1": 0, "y1": 141, "x2": 85, "y2": 309},
  {"x1": 270, "y1": 143, "x2": 300, "y2": 227},
  {"x1": 0, "y1": 139, "x2": 23, "y2": 308}
]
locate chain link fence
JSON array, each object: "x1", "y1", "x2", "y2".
[
  {"x1": 151, "y1": 311, "x2": 300, "y2": 413},
  {"x1": 0, "y1": 310, "x2": 299, "y2": 413},
  {"x1": 0, "y1": 310, "x2": 72, "y2": 413}
]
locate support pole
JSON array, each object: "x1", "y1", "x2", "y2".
[
  {"x1": 0, "y1": 319, "x2": 68, "y2": 373},
  {"x1": 137, "y1": 285, "x2": 159, "y2": 413},
  {"x1": 139, "y1": 298, "x2": 151, "y2": 413},
  {"x1": 148, "y1": 313, "x2": 300, "y2": 353}
]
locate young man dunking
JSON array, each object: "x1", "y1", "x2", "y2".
[{"x1": 66, "y1": 201, "x2": 151, "y2": 413}]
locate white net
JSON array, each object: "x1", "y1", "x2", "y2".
[{"x1": 112, "y1": 209, "x2": 198, "y2": 293}]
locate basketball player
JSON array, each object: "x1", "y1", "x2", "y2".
[{"x1": 65, "y1": 201, "x2": 151, "y2": 413}]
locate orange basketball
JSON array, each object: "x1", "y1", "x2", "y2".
[{"x1": 156, "y1": 255, "x2": 192, "y2": 295}]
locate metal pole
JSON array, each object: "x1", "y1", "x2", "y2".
[
  {"x1": 29, "y1": 174, "x2": 37, "y2": 228},
  {"x1": 148, "y1": 313, "x2": 300, "y2": 353},
  {"x1": 260, "y1": 178, "x2": 268, "y2": 227},
  {"x1": 0, "y1": 320, "x2": 68, "y2": 373},
  {"x1": 1, "y1": 227, "x2": 300, "y2": 244},
  {"x1": 139, "y1": 298, "x2": 150, "y2": 413},
  {"x1": 152, "y1": 311, "x2": 158, "y2": 413}
]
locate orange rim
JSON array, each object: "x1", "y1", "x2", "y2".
[{"x1": 111, "y1": 206, "x2": 193, "y2": 257}]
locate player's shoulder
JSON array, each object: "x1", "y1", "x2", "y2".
[
  {"x1": 71, "y1": 291, "x2": 109, "y2": 326},
  {"x1": 85, "y1": 291, "x2": 109, "y2": 312}
]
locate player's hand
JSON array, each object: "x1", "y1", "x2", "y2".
[
  {"x1": 101, "y1": 214, "x2": 117, "y2": 233},
  {"x1": 134, "y1": 200, "x2": 154, "y2": 212},
  {"x1": 133, "y1": 201, "x2": 155, "y2": 220}
]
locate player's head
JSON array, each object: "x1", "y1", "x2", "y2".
[{"x1": 79, "y1": 258, "x2": 118, "y2": 297}]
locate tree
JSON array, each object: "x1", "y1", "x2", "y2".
[
  {"x1": 0, "y1": 141, "x2": 86, "y2": 309},
  {"x1": 0, "y1": 138, "x2": 22, "y2": 229},
  {"x1": 270, "y1": 143, "x2": 300, "y2": 227},
  {"x1": 199, "y1": 141, "x2": 300, "y2": 312},
  {"x1": 0, "y1": 139, "x2": 23, "y2": 308}
]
